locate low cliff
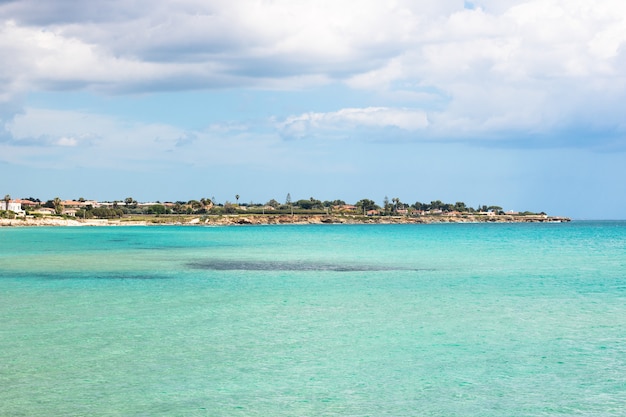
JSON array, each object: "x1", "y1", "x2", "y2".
[
  {"x1": 1, "y1": 213, "x2": 570, "y2": 227},
  {"x1": 201, "y1": 213, "x2": 570, "y2": 225}
]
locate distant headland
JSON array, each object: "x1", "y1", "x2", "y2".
[{"x1": 1, "y1": 195, "x2": 570, "y2": 226}]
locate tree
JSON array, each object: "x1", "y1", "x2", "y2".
[
  {"x1": 173, "y1": 203, "x2": 185, "y2": 214},
  {"x1": 295, "y1": 198, "x2": 323, "y2": 210},
  {"x1": 75, "y1": 209, "x2": 94, "y2": 219},
  {"x1": 266, "y1": 199, "x2": 280, "y2": 208},
  {"x1": 53, "y1": 197, "x2": 63, "y2": 215},
  {"x1": 392, "y1": 197, "x2": 404, "y2": 213},
  {"x1": 92, "y1": 207, "x2": 124, "y2": 218},
  {"x1": 323, "y1": 199, "x2": 345, "y2": 208},
  {"x1": 430, "y1": 200, "x2": 444, "y2": 210},
  {"x1": 188, "y1": 200, "x2": 202, "y2": 212},
  {"x1": 383, "y1": 196, "x2": 390, "y2": 215},
  {"x1": 356, "y1": 199, "x2": 378, "y2": 213},
  {"x1": 412, "y1": 201, "x2": 428, "y2": 211},
  {"x1": 200, "y1": 198, "x2": 213, "y2": 210},
  {"x1": 3, "y1": 194, "x2": 10, "y2": 211},
  {"x1": 442, "y1": 203, "x2": 454, "y2": 212},
  {"x1": 285, "y1": 193, "x2": 293, "y2": 215},
  {"x1": 145, "y1": 204, "x2": 167, "y2": 215},
  {"x1": 223, "y1": 202, "x2": 237, "y2": 214}
]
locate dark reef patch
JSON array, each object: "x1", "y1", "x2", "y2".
[{"x1": 187, "y1": 259, "x2": 428, "y2": 272}]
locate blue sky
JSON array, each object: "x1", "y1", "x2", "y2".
[{"x1": 1, "y1": 0, "x2": 625, "y2": 219}]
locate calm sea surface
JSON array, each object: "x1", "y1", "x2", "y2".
[{"x1": 1, "y1": 222, "x2": 625, "y2": 416}]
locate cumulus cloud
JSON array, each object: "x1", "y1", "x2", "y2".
[
  {"x1": 0, "y1": 0, "x2": 422, "y2": 92},
  {"x1": 361, "y1": 1, "x2": 626, "y2": 143},
  {"x1": 0, "y1": 0, "x2": 625, "y2": 147}
]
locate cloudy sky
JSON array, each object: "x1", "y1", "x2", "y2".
[{"x1": 1, "y1": 0, "x2": 625, "y2": 218}]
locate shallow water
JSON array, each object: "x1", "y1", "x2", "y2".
[{"x1": 1, "y1": 222, "x2": 625, "y2": 416}]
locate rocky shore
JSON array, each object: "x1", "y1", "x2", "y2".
[
  {"x1": 1, "y1": 213, "x2": 570, "y2": 227},
  {"x1": 200, "y1": 214, "x2": 570, "y2": 225}
]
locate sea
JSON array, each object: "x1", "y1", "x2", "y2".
[{"x1": 0, "y1": 222, "x2": 624, "y2": 416}]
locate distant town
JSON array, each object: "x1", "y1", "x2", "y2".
[{"x1": 1, "y1": 194, "x2": 570, "y2": 225}]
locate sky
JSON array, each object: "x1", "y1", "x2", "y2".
[{"x1": 1, "y1": 0, "x2": 625, "y2": 219}]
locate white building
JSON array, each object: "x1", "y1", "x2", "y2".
[{"x1": 3, "y1": 200, "x2": 25, "y2": 215}]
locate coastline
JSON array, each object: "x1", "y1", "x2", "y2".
[{"x1": 0, "y1": 213, "x2": 571, "y2": 227}]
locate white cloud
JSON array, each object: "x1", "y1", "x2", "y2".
[
  {"x1": 2, "y1": 1, "x2": 625, "y2": 89},
  {"x1": 1, "y1": 106, "x2": 321, "y2": 171},
  {"x1": 55, "y1": 136, "x2": 78, "y2": 147},
  {"x1": 0, "y1": 1, "x2": 425, "y2": 92},
  {"x1": 4, "y1": 107, "x2": 189, "y2": 166},
  {"x1": 0, "y1": 0, "x2": 625, "y2": 147},
  {"x1": 279, "y1": 107, "x2": 429, "y2": 139}
]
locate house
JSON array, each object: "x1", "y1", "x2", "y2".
[
  {"x1": 62, "y1": 200, "x2": 100, "y2": 208},
  {"x1": 17, "y1": 199, "x2": 39, "y2": 208},
  {"x1": 3, "y1": 199, "x2": 25, "y2": 215},
  {"x1": 31, "y1": 208, "x2": 56, "y2": 215}
]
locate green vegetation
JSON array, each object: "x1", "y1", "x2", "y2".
[
  {"x1": 0, "y1": 210, "x2": 16, "y2": 219},
  {"x1": 3, "y1": 193, "x2": 552, "y2": 222},
  {"x1": 75, "y1": 207, "x2": 126, "y2": 219}
]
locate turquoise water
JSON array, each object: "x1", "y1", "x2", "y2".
[{"x1": 1, "y1": 222, "x2": 625, "y2": 416}]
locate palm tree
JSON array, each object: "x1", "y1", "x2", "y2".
[
  {"x1": 53, "y1": 197, "x2": 63, "y2": 215},
  {"x1": 3, "y1": 194, "x2": 10, "y2": 211}
]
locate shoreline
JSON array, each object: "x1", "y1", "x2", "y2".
[{"x1": 1, "y1": 213, "x2": 571, "y2": 227}]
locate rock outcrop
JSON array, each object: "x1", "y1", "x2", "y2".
[{"x1": 1, "y1": 213, "x2": 570, "y2": 227}]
